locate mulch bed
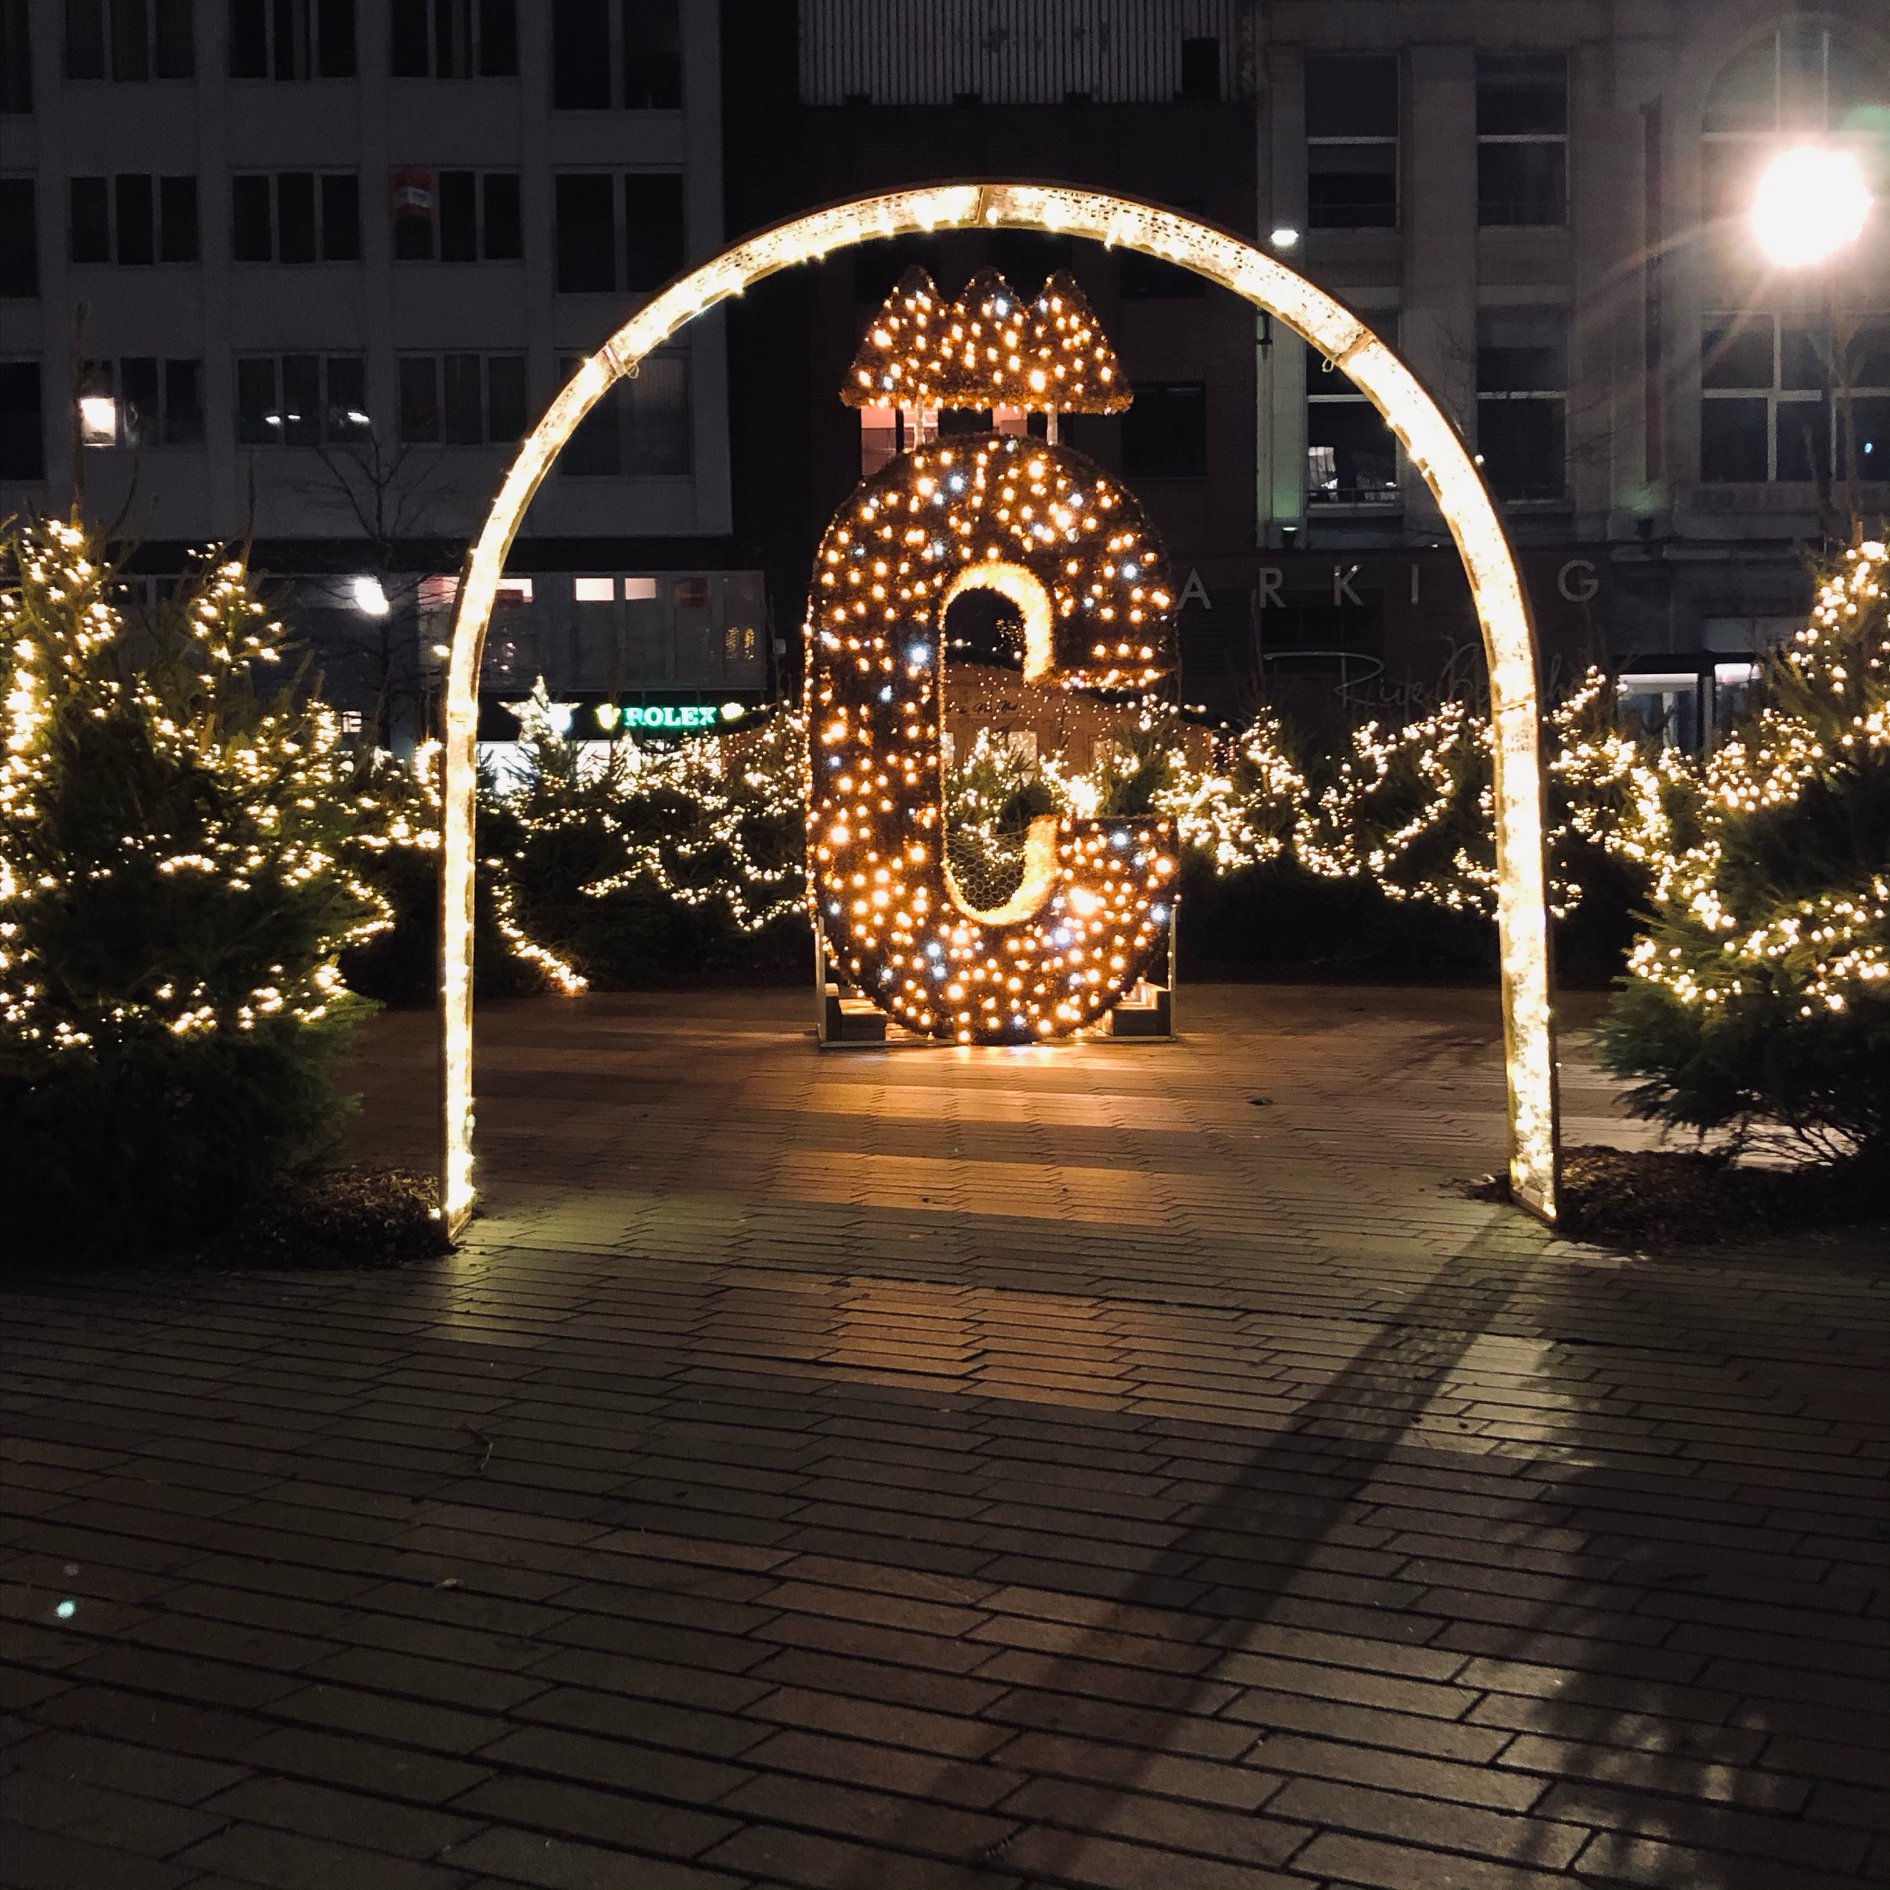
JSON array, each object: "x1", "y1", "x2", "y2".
[
  {"x1": 1463, "y1": 1143, "x2": 1884, "y2": 1248},
  {"x1": 201, "y1": 1165, "x2": 451, "y2": 1269}
]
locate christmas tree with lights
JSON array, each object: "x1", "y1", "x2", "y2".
[
  {"x1": 1600, "y1": 540, "x2": 1890, "y2": 1163},
  {"x1": 1, "y1": 519, "x2": 391, "y2": 1246}
]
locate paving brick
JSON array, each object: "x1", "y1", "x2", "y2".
[
  {"x1": 1268, "y1": 1775, "x2": 1588, "y2": 1868},
  {"x1": 1245, "y1": 1730, "x2": 1547, "y2": 1811},
  {"x1": 436, "y1": 1826, "x2": 743, "y2": 1889},
  {"x1": 1293, "y1": 1828, "x2": 1579, "y2": 1890},
  {"x1": 995, "y1": 1775, "x2": 1308, "y2": 1866},
  {"x1": 0, "y1": 1825, "x2": 197, "y2": 1890},
  {"x1": 177, "y1": 1821, "x2": 470, "y2": 1890},
  {"x1": 448, "y1": 1774, "x2": 740, "y2": 1859},
  {"x1": 198, "y1": 1774, "x2": 482, "y2": 1858},
  {"x1": 4, "y1": 1769, "x2": 225, "y2": 1856}
]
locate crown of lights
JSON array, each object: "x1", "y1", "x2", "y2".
[
  {"x1": 842, "y1": 266, "x2": 948, "y2": 409},
  {"x1": 842, "y1": 266, "x2": 1133, "y2": 416}
]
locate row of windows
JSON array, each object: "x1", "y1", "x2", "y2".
[
  {"x1": 0, "y1": 172, "x2": 685, "y2": 287},
  {"x1": 1303, "y1": 26, "x2": 1873, "y2": 232},
  {"x1": 7, "y1": 0, "x2": 678, "y2": 103},
  {"x1": 24, "y1": 349, "x2": 694, "y2": 475}
]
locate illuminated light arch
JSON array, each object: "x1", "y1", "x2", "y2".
[{"x1": 440, "y1": 184, "x2": 1562, "y2": 1231}]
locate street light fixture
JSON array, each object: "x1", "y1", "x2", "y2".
[{"x1": 1750, "y1": 145, "x2": 1872, "y2": 268}]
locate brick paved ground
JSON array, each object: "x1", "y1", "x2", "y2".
[{"x1": 3, "y1": 983, "x2": 1886, "y2": 1890}]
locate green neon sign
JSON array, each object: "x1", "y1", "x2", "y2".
[{"x1": 609, "y1": 702, "x2": 745, "y2": 733}]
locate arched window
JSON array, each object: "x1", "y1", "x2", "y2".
[{"x1": 1702, "y1": 22, "x2": 1884, "y2": 221}]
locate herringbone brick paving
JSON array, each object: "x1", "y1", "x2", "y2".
[{"x1": 2, "y1": 984, "x2": 1885, "y2": 1889}]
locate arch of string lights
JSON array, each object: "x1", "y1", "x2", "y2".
[{"x1": 439, "y1": 184, "x2": 1562, "y2": 1232}]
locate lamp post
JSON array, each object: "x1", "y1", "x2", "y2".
[{"x1": 1749, "y1": 145, "x2": 1874, "y2": 532}]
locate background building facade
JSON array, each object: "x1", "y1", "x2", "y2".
[{"x1": 0, "y1": 0, "x2": 768, "y2": 738}]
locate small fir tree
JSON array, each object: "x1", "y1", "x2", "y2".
[
  {"x1": 1599, "y1": 540, "x2": 1890, "y2": 1163},
  {"x1": 0, "y1": 520, "x2": 391, "y2": 1247}
]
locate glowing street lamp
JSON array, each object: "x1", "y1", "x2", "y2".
[{"x1": 1750, "y1": 145, "x2": 1871, "y2": 268}]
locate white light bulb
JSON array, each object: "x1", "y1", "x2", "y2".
[
  {"x1": 1750, "y1": 146, "x2": 1871, "y2": 268},
  {"x1": 351, "y1": 575, "x2": 390, "y2": 616}
]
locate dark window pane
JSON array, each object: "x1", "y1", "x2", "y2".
[
  {"x1": 392, "y1": 167, "x2": 435, "y2": 257},
  {"x1": 389, "y1": 0, "x2": 426, "y2": 74},
  {"x1": 482, "y1": 171, "x2": 521, "y2": 258},
  {"x1": 1702, "y1": 315, "x2": 1773, "y2": 390},
  {"x1": 1780, "y1": 320, "x2": 1826, "y2": 392},
  {"x1": 158, "y1": 174, "x2": 197, "y2": 260},
  {"x1": 1775, "y1": 396, "x2": 1828, "y2": 482},
  {"x1": 110, "y1": 0, "x2": 148, "y2": 79},
  {"x1": 1845, "y1": 320, "x2": 1890, "y2": 390},
  {"x1": 1, "y1": 0, "x2": 34, "y2": 111},
  {"x1": 317, "y1": 0, "x2": 354, "y2": 75},
  {"x1": 270, "y1": 0, "x2": 300, "y2": 77},
  {"x1": 1308, "y1": 142, "x2": 1397, "y2": 229},
  {"x1": 623, "y1": 170, "x2": 683, "y2": 289},
  {"x1": 1178, "y1": 36, "x2": 1218, "y2": 102},
  {"x1": 623, "y1": 0, "x2": 680, "y2": 107},
  {"x1": 228, "y1": 0, "x2": 266, "y2": 75},
  {"x1": 67, "y1": 0, "x2": 106, "y2": 78},
  {"x1": 0, "y1": 177, "x2": 36, "y2": 293},
  {"x1": 433, "y1": 0, "x2": 460, "y2": 75},
  {"x1": 555, "y1": 172, "x2": 615, "y2": 290},
  {"x1": 1307, "y1": 400, "x2": 1399, "y2": 503},
  {"x1": 624, "y1": 349, "x2": 689, "y2": 472},
  {"x1": 552, "y1": 0, "x2": 609, "y2": 108},
  {"x1": 153, "y1": 0, "x2": 190, "y2": 74},
  {"x1": 232, "y1": 173, "x2": 272, "y2": 258},
  {"x1": 1122, "y1": 382, "x2": 1207, "y2": 480},
  {"x1": 441, "y1": 352, "x2": 482, "y2": 442},
  {"x1": 119, "y1": 354, "x2": 158, "y2": 444},
  {"x1": 561, "y1": 354, "x2": 618, "y2": 471},
  {"x1": 163, "y1": 356, "x2": 202, "y2": 442},
  {"x1": 1477, "y1": 397, "x2": 1564, "y2": 499},
  {"x1": 325, "y1": 354, "x2": 368, "y2": 436},
  {"x1": 438, "y1": 169, "x2": 476, "y2": 259},
  {"x1": 1477, "y1": 143, "x2": 1565, "y2": 226},
  {"x1": 1475, "y1": 53, "x2": 1566, "y2": 135},
  {"x1": 1699, "y1": 397, "x2": 1768, "y2": 480},
  {"x1": 1846, "y1": 394, "x2": 1889, "y2": 479},
  {"x1": 1477, "y1": 311, "x2": 1566, "y2": 393},
  {"x1": 0, "y1": 359, "x2": 42, "y2": 476},
  {"x1": 1305, "y1": 55, "x2": 1397, "y2": 138},
  {"x1": 277, "y1": 171, "x2": 316, "y2": 261},
  {"x1": 71, "y1": 176, "x2": 110, "y2": 260},
  {"x1": 397, "y1": 355, "x2": 439, "y2": 440},
  {"x1": 236, "y1": 355, "x2": 277, "y2": 441},
  {"x1": 280, "y1": 352, "x2": 319, "y2": 441},
  {"x1": 114, "y1": 172, "x2": 154, "y2": 262},
  {"x1": 478, "y1": 0, "x2": 515, "y2": 75},
  {"x1": 321, "y1": 173, "x2": 359, "y2": 258},
  {"x1": 486, "y1": 352, "x2": 526, "y2": 439}
]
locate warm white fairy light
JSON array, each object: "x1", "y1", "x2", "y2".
[
  {"x1": 1, "y1": 521, "x2": 391, "y2": 1058},
  {"x1": 439, "y1": 184, "x2": 1562, "y2": 1229}
]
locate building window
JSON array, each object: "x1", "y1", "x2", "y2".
[
  {"x1": 1122, "y1": 382, "x2": 1207, "y2": 480},
  {"x1": 1178, "y1": 37, "x2": 1219, "y2": 103},
  {"x1": 235, "y1": 353, "x2": 369, "y2": 445},
  {"x1": 0, "y1": 360, "x2": 42, "y2": 477},
  {"x1": 858, "y1": 404, "x2": 936, "y2": 477},
  {"x1": 1700, "y1": 312, "x2": 1890, "y2": 483},
  {"x1": 552, "y1": 0, "x2": 681, "y2": 111},
  {"x1": 397, "y1": 352, "x2": 528, "y2": 443},
  {"x1": 232, "y1": 171, "x2": 361, "y2": 262},
  {"x1": 64, "y1": 0, "x2": 193, "y2": 78},
  {"x1": 554, "y1": 171, "x2": 684, "y2": 292},
  {"x1": 228, "y1": 0, "x2": 356, "y2": 79},
  {"x1": 68, "y1": 175, "x2": 198, "y2": 263},
  {"x1": 390, "y1": 0, "x2": 517, "y2": 78},
  {"x1": 1476, "y1": 54, "x2": 1567, "y2": 226},
  {"x1": 1306, "y1": 55, "x2": 1398, "y2": 230},
  {"x1": 1307, "y1": 317, "x2": 1400, "y2": 506},
  {"x1": 1, "y1": 0, "x2": 32, "y2": 112},
  {"x1": 1703, "y1": 26, "x2": 1884, "y2": 222},
  {"x1": 0, "y1": 178, "x2": 35, "y2": 294},
  {"x1": 77, "y1": 356, "x2": 203, "y2": 445},
  {"x1": 1476, "y1": 309, "x2": 1567, "y2": 501},
  {"x1": 390, "y1": 169, "x2": 522, "y2": 260},
  {"x1": 559, "y1": 348, "x2": 690, "y2": 474}
]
